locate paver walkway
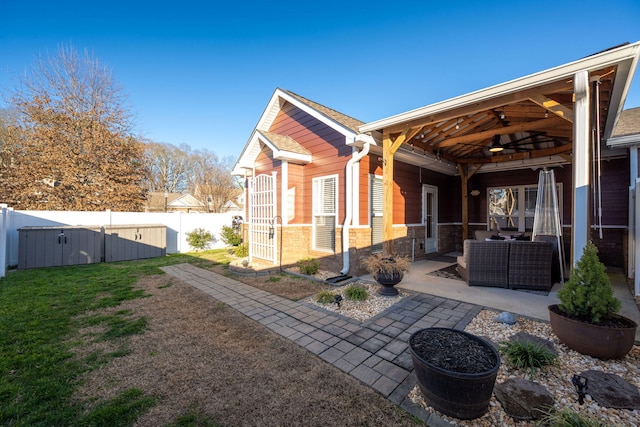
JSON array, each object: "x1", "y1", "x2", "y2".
[{"x1": 161, "y1": 263, "x2": 482, "y2": 425}]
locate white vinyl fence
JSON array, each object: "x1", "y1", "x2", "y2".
[{"x1": 0, "y1": 206, "x2": 235, "y2": 277}]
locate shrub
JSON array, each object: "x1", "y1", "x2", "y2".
[
  {"x1": 362, "y1": 253, "x2": 410, "y2": 276},
  {"x1": 316, "y1": 290, "x2": 335, "y2": 304},
  {"x1": 499, "y1": 339, "x2": 557, "y2": 378},
  {"x1": 538, "y1": 407, "x2": 610, "y2": 427},
  {"x1": 345, "y1": 284, "x2": 368, "y2": 301},
  {"x1": 297, "y1": 257, "x2": 319, "y2": 275},
  {"x1": 220, "y1": 225, "x2": 242, "y2": 246},
  {"x1": 233, "y1": 243, "x2": 249, "y2": 257},
  {"x1": 557, "y1": 241, "x2": 620, "y2": 323},
  {"x1": 186, "y1": 228, "x2": 213, "y2": 250}
]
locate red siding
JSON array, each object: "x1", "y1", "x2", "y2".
[
  {"x1": 269, "y1": 102, "x2": 352, "y2": 224},
  {"x1": 288, "y1": 163, "x2": 305, "y2": 224}
]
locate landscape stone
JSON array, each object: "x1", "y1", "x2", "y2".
[
  {"x1": 509, "y1": 332, "x2": 558, "y2": 356},
  {"x1": 580, "y1": 370, "x2": 640, "y2": 409},
  {"x1": 494, "y1": 378, "x2": 554, "y2": 420},
  {"x1": 494, "y1": 311, "x2": 517, "y2": 324}
]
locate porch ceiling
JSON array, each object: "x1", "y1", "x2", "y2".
[
  {"x1": 384, "y1": 67, "x2": 613, "y2": 166},
  {"x1": 359, "y1": 42, "x2": 640, "y2": 173}
]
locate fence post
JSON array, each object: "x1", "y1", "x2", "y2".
[{"x1": 0, "y1": 204, "x2": 8, "y2": 278}]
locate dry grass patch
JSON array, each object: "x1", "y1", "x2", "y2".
[{"x1": 75, "y1": 274, "x2": 419, "y2": 426}]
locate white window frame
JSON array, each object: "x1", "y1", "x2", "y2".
[
  {"x1": 487, "y1": 183, "x2": 563, "y2": 232},
  {"x1": 370, "y1": 174, "x2": 383, "y2": 253},
  {"x1": 312, "y1": 175, "x2": 338, "y2": 252}
]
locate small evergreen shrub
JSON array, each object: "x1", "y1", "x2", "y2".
[
  {"x1": 297, "y1": 257, "x2": 320, "y2": 275},
  {"x1": 499, "y1": 339, "x2": 557, "y2": 378},
  {"x1": 220, "y1": 225, "x2": 242, "y2": 246},
  {"x1": 345, "y1": 284, "x2": 368, "y2": 301},
  {"x1": 316, "y1": 290, "x2": 335, "y2": 304},
  {"x1": 557, "y1": 241, "x2": 621, "y2": 323},
  {"x1": 233, "y1": 243, "x2": 249, "y2": 257},
  {"x1": 186, "y1": 228, "x2": 213, "y2": 250}
]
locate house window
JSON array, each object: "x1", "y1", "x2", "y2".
[
  {"x1": 370, "y1": 175, "x2": 383, "y2": 252},
  {"x1": 313, "y1": 175, "x2": 337, "y2": 252},
  {"x1": 488, "y1": 184, "x2": 562, "y2": 231}
]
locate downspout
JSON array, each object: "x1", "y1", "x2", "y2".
[{"x1": 341, "y1": 135, "x2": 373, "y2": 275}]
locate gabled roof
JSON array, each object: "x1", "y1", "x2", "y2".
[
  {"x1": 168, "y1": 194, "x2": 205, "y2": 208},
  {"x1": 258, "y1": 131, "x2": 312, "y2": 157},
  {"x1": 612, "y1": 107, "x2": 640, "y2": 137},
  {"x1": 283, "y1": 90, "x2": 364, "y2": 133},
  {"x1": 607, "y1": 107, "x2": 640, "y2": 148},
  {"x1": 233, "y1": 88, "x2": 362, "y2": 175},
  {"x1": 359, "y1": 41, "x2": 640, "y2": 174}
]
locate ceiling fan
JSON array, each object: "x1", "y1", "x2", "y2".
[{"x1": 488, "y1": 132, "x2": 554, "y2": 152}]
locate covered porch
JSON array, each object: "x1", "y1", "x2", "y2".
[{"x1": 357, "y1": 42, "x2": 640, "y2": 285}]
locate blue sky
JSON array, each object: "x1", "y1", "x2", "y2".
[{"x1": 1, "y1": 1, "x2": 639, "y2": 161}]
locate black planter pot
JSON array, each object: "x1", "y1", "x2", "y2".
[
  {"x1": 374, "y1": 271, "x2": 403, "y2": 296},
  {"x1": 409, "y1": 328, "x2": 501, "y2": 420}
]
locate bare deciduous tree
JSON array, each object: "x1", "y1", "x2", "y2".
[
  {"x1": 188, "y1": 150, "x2": 240, "y2": 212},
  {"x1": 143, "y1": 141, "x2": 191, "y2": 193},
  {"x1": 0, "y1": 45, "x2": 147, "y2": 211}
]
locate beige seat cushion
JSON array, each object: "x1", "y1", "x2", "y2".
[{"x1": 474, "y1": 230, "x2": 494, "y2": 241}]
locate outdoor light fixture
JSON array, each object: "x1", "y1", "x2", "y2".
[
  {"x1": 470, "y1": 189, "x2": 481, "y2": 196},
  {"x1": 334, "y1": 295, "x2": 343, "y2": 307},
  {"x1": 500, "y1": 108, "x2": 506, "y2": 120},
  {"x1": 572, "y1": 374, "x2": 588, "y2": 405},
  {"x1": 455, "y1": 118, "x2": 460, "y2": 130},
  {"x1": 489, "y1": 135, "x2": 504, "y2": 152},
  {"x1": 268, "y1": 225, "x2": 275, "y2": 239}
]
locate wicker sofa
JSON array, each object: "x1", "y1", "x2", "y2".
[{"x1": 456, "y1": 239, "x2": 555, "y2": 291}]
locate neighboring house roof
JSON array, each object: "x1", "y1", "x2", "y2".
[
  {"x1": 232, "y1": 88, "x2": 363, "y2": 176},
  {"x1": 169, "y1": 194, "x2": 205, "y2": 209},
  {"x1": 608, "y1": 107, "x2": 640, "y2": 148},
  {"x1": 145, "y1": 192, "x2": 205, "y2": 211}
]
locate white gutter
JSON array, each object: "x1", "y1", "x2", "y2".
[{"x1": 341, "y1": 134, "x2": 374, "y2": 275}]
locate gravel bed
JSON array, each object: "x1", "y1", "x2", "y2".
[
  {"x1": 295, "y1": 269, "x2": 640, "y2": 426},
  {"x1": 302, "y1": 281, "x2": 407, "y2": 322},
  {"x1": 408, "y1": 309, "x2": 640, "y2": 427}
]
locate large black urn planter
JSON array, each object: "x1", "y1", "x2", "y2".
[
  {"x1": 409, "y1": 328, "x2": 501, "y2": 420},
  {"x1": 374, "y1": 272, "x2": 403, "y2": 296}
]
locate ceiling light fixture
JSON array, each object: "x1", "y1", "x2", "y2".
[
  {"x1": 455, "y1": 118, "x2": 460, "y2": 130},
  {"x1": 489, "y1": 135, "x2": 504, "y2": 152},
  {"x1": 500, "y1": 108, "x2": 506, "y2": 120},
  {"x1": 544, "y1": 111, "x2": 549, "y2": 118}
]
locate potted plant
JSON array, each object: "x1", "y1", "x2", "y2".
[
  {"x1": 409, "y1": 328, "x2": 501, "y2": 420},
  {"x1": 362, "y1": 252, "x2": 410, "y2": 296},
  {"x1": 548, "y1": 241, "x2": 637, "y2": 359}
]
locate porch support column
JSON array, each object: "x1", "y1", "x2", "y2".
[
  {"x1": 572, "y1": 70, "x2": 590, "y2": 265},
  {"x1": 457, "y1": 164, "x2": 480, "y2": 243},
  {"x1": 382, "y1": 131, "x2": 405, "y2": 254}
]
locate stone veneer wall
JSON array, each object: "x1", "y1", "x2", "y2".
[{"x1": 248, "y1": 223, "x2": 628, "y2": 276}]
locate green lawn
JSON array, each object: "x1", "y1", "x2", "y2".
[{"x1": 0, "y1": 251, "x2": 230, "y2": 427}]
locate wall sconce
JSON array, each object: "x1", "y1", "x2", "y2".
[{"x1": 470, "y1": 189, "x2": 481, "y2": 197}]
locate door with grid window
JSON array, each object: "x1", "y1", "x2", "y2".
[
  {"x1": 248, "y1": 173, "x2": 276, "y2": 262},
  {"x1": 423, "y1": 185, "x2": 438, "y2": 254}
]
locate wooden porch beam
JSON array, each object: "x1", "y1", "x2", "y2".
[
  {"x1": 528, "y1": 94, "x2": 574, "y2": 123},
  {"x1": 458, "y1": 164, "x2": 481, "y2": 243},
  {"x1": 455, "y1": 143, "x2": 572, "y2": 164},
  {"x1": 384, "y1": 80, "x2": 574, "y2": 134},
  {"x1": 382, "y1": 131, "x2": 406, "y2": 255},
  {"x1": 438, "y1": 116, "x2": 566, "y2": 148}
]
